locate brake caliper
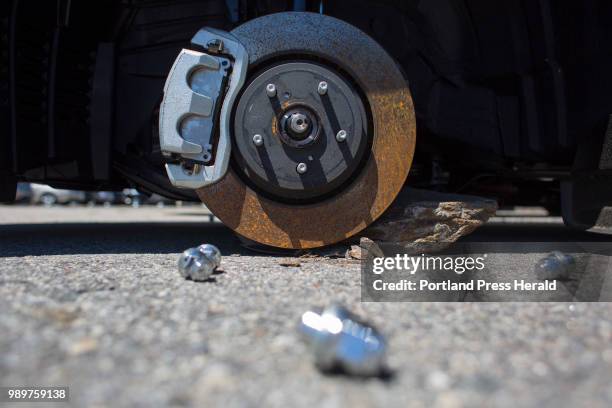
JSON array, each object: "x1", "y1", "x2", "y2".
[{"x1": 159, "y1": 28, "x2": 248, "y2": 188}]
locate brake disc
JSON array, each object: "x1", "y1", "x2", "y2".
[{"x1": 196, "y1": 12, "x2": 416, "y2": 249}]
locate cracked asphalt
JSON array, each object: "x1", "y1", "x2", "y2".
[{"x1": 1, "y1": 206, "x2": 612, "y2": 408}]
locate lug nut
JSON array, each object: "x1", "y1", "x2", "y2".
[
  {"x1": 178, "y1": 244, "x2": 221, "y2": 282},
  {"x1": 253, "y1": 134, "x2": 264, "y2": 147},
  {"x1": 296, "y1": 162, "x2": 308, "y2": 174},
  {"x1": 198, "y1": 244, "x2": 222, "y2": 267},
  {"x1": 317, "y1": 81, "x2": 328, "y2": 95},
  {"x1": 535, "y1": 251, "x2": 575, "y2": 281},
  {"x1": 266, "y1": 83, "x2": 277, "y2": 98},
  {"x1": 336, "y1": 130, "x2": 347, "y2": 142},
  {"x1": 299, "y1": 305, "x2": 387, "y2": 376}
]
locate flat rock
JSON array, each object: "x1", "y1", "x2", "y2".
[{"x1": 350, "y1": 188, "x2": 498, "y2": 258}]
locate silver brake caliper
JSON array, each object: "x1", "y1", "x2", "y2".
[{"x1": 159, "y1": 28, "x2": 248, "y2": 189}]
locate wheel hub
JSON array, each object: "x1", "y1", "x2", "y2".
[{"x1": 233, "y1": 62, "x2": 370, "y2": 202}]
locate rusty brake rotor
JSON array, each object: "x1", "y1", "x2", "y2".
[{"x1": 197, "y1": 12, "x2": 416, "y2": 249}]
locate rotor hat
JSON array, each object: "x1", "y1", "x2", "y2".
[{"x1": 232, "y1": 61, "x2": 370, "y2": 202}]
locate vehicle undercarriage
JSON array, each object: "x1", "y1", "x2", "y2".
[{"x1": 3, "y1": 0, "x2": 612, "y2": 247}]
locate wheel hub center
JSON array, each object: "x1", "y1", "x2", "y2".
[
  {"x1": 232, "y1": 61, "x2": 370, "y2": 202},
  {"x1": 287, "y1": 112, "x2": 310, "y2": 136},
  {"x1": 278, "y1": 105, "x2": 321, "y2": 147}
]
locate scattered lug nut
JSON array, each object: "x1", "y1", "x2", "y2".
[
  {"x1": 534, "y1": 251, "x2": 575, "y2": 281},
  {"x1": 299, "y1": 305, "x2": 387, "y2": 377},
  {"x1": 198, "y1": 244, "x2": 222, "y2": 266},
  {"x1": 178, "y1": 244, "x2": 222, "y2": 282}
]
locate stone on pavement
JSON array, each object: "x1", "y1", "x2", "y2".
[{"x1": 350, "y1": 189, "x2": 498, "y2": 259}]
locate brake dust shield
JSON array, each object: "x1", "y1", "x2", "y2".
[{"x1": 197, "y1": 12, "x2": 416, "y2": 249}]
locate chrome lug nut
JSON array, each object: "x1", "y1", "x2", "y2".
[
  {"x1": 535, "y1": 251, "x2": 575, "y2": 281},
  {"x1": 198, "y1": 244, "x2": 222, "y2": 268},
  {"x1": 253, "y1": 134, "x2": 264, "y2": 147},
  {"x1": 266, "y1": 83, "x2": 277, "y2": 98},
  {"x1": 336, "y1": 130, "x2": 347, "y2": 142},
  {"x1": 299, "y1": 305, "x2": 387, "y2": 376},
  {"x1": 178, "y1": 244, "x2": 222, "y2": 282},
  {"x1": 296, "y1": 162, "x2": 308, "y2": 174},
  {"x1": 317, "y1": 81, "x2": 328, "y2": 95}
]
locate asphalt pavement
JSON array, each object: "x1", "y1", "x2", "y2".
[{"x1": 1, "y1": 206, "x2": 612, "y2": 407}]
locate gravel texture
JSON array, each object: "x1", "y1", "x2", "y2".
[{"x1": 1, "y1": 206, "x2": 612, "y2": 407}]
